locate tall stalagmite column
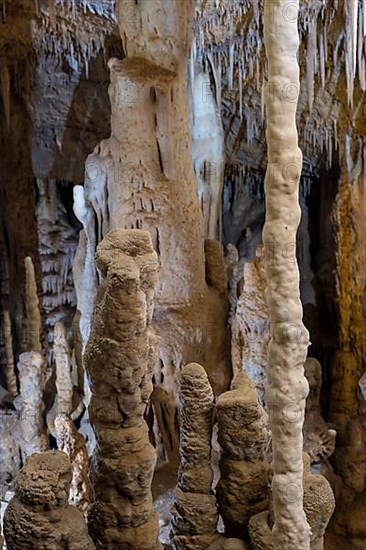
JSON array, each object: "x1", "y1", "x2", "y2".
[
  {"x1": 84, "y1": 229, "x2": 161, "y2": 549},
  {"x1": 263, "y1": 1, "x2": 311, "y2": 548}
]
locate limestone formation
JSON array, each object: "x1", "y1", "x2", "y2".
[
  {"x1": 24, "y1": 256, "x2": 42, "y2": 352},
  {"x1": 0, "y1": 409, "x2": 21, "y2": 495},
  {"x1": 84, "y1": 229, "x2": 161, "y2": 549},
  {"x1": 249, "y1": 454, "x2": 335, "y2": 550},
  {"x1": 216, "y1": 372, "x2": 270, "y2": 539},
  {"x1": 54, "y1": 414, "x2": 92, "y2": 517},
  {"x1": 2, "y1": 309, "x2": 18, "y2": 396},
  {"x1": 303, "y1": 357, "x2": 336, "y2": 464},
  {"x1": 54, "y1": 320, "x2": 73, "y2": 416},
  {"x1": 3, "y1": 451, "x2": 95, "y2": 549},
  {"x1": 172, "y1": 362, "x2": 218, "y2": 549},
  {"x1": 18, "y1": 351, "x2": 48, "y2": 458},
  {"x1": 262, "y1": 0, "x2": 311, "y2": 546}
]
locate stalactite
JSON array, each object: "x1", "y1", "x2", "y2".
[
  {"x1": 263, "y1": 0, "x2": 310, "y2": 547},
  {"x1": 25, "y1": 256, "x2": 42, "y2": 353},
  {"x1": 2, "y1": 310, "x2": 18, "y2": 397}
]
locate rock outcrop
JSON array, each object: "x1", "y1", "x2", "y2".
[
  {"x1": 84, "y1": 229, "x2": 161, "y2": 549},
  {"x1": 3, "y1": 451, "x2": 94, "y2": 549},
  {"x1": 171, "y1": 362, "x2": 218, "y2": 549},
  {"x1": 216, "y1": 372, "x2": 270, "y2": 539}
]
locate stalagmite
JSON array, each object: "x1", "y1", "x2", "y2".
[
  {"x1": 249, "y1": 455, "x2": 335, "y2": 550},
  {"x1": 2, "y1": 309, "x2": 18, "y2": 397},
  {"x1": 53, "y1": 321, "x2": 91, "y2": 516},
  {"x1": 303, "y1": 358, "x2": 336, "y2": 464},
  {"x1": 171, "y1": 362, "x2": 218, "y2": 549},
  {"x1": 25, "y1": 256, "x2": 42, "y2": 352},
  {"x1": 3, "y1": 451, "x2": 95, "y2": 549},
  {"x1": 216, "y1": 372, "x2": 270, "y2": 539},
  {"x1": 84, "y1": 229, "x2": 161, "y2": 549},
  {"x1": 263, "y1": 0, "x2": 311, "y2": 547},
  {"x1": 54, "y1": 414, "x2": 92, "y2": 517},
  {"x1": 54, "y1": 320, "x2": 73, "y2": 416},
  {"x1": 18, "y1": 351, "x2": 48, "y2": 458}
]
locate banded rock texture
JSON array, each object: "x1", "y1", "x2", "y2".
[
  {"x1": 84, "y1": 229, "x2": 161, "y2": 549},
  {"x1": 216, "y1": 372, "x2": 270, "y2": 539},
  {"x1": 171, "y1": 362, "x2": 218, "y2": 550},
  {"x1": 3, "y1": 451, "x2": 94, "y2": 550}
]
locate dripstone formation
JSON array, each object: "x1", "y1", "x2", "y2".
[
  {"x1": 216, "y1": 372, "x2": 270, "y2": 539},
  {"x1": 3, "y1": 451, "x2": 94, "y2": 549},
  {"x1": 84, "y1": 229, "x2": 161, "y2": 549},
  {"x1": 171, "y1": 362, "x2": 218, "y2": 549},
  {"x1": 249, "y1": 454, "x2": 335, "y2": 550}
]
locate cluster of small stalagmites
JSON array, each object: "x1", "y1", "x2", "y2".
[
  {"x1": 171, "y1": 362, "x2": 218, "y2": 549},
  {"x1": 84, "y1": 229, "x2": 161, "y2": 549},
  {"x1": 3, "y1": 451, "x2": 94, "y2": 550},
  {"x1": 216, "y1": 372, "x2": 270, "y2": 540},
  {"x1": 248, "y1": 453, "x2": 335, "y2": 550}
]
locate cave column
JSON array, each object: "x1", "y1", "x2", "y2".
[{"x1": 263, "y1": 1, "x2": 311, "y2": 547}]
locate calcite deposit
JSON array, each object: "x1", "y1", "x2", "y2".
[
  {"x1": 262, "y1": 0, "x2": 310, "y2": 546},
  {"x1": 216, "y1": 372, "x2": 270, "y2": 539},
  {"x1": 249, "y1": 454, "x2": 335, "y2": 550},
  {"x1": 84, "y1": 229, "x2": 161, "y2": 549},
  {"x1": 18, "y1": 351, "x2": 48, "y2": 458},
  {"x1": 3, "y1": 451, "x2": 94, "y2": 549},
  {"x1": 303, "y1": 358, "x2": 336, "y2": 464},
  {"x1": 171, "y1": 362, "x2": 218, "y2": 549}
]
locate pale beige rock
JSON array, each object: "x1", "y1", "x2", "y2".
[
  {"x1": 263, "y1": 1, "x2": 311, "y2": 547},
  {"x1": 249, "y1": 455, "x2": 335, "y2": 550},
  {"x1": 2, "y1": 309, "x2": 18, "y2": 397},
  {"x1": 24, "y1": 256, "x2": 42, "y2": 352},
  {"x1": 84, "y1": 229, "x2": 160, "y2": 549},
  {"x1": 304, "y1": 358, "x2": 336, "y2": 464},
  {"x1": 54, "y1": 414, "x2": 92, "y2": 517},
  {"x1": 18, "y1": 351, "x2": 48, "y2": 458},
  {"x1": 54, "y1": 321, "x2": 73, "y2": 416},
  {"x1": 3, "y1": 451, "x2": 94, "y2": 549}
]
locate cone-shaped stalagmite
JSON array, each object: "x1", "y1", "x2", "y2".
[
  {"x1": 263, "y1": 0, "x2": 311, "y2": 547},
  {"x1": 84, "y1": 229, "x2": 161, "y2": 549}
]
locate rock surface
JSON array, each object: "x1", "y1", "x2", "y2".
[
  {"x1": 216, "y1": 372, "x2": 270, "y2": 539},
  {"x1": 84, "y1": 229, "x2": 161, "y2": 549},
  {"x1": 172, "y1": 362, "x2": 217, "y2": 549},
  {"x1": 3, "y1": 451, "x2": 94, "y2": 549}
]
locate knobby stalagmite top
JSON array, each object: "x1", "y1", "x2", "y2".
[
  {"x1": 172, "y1": 362, "x2": 218, "y2": 550},
  {"x1": 3, "y1": 451, "x2": 95, "y2": 549},
  {"x1": 84, "y1": 228, "x2": 161, "y2": 549}
]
